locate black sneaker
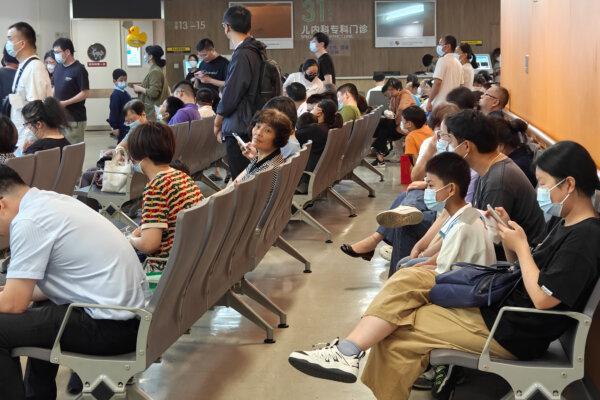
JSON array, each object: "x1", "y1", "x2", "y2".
[
  {"x1": 208, "y1": 173, "x2": 223, "y2": 182},
  {"x1": 370, "y1": 159, "x2": 385, "y2": 167},
  {"x1": 412, "y1": 366, "x2": 435, "y2": 390},
  {"x1": 431, "y1": 365, "x2": 461, "y2": 400}
]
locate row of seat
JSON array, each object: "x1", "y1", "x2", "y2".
[
  {"x1": 10, "y1": 144, "x2": 312, "y2": 399},
  {"x1": 292, "y1": 106, "x2": 384, "y2": 242}
]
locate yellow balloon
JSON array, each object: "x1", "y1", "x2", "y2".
[
  {"x1": 129, "y1": 26, "x2": 141, "y2": 35},
  {"x1": 126, "y1": 33, "x2": 147, "y2": 48}
]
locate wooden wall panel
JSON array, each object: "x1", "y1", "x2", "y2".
[
  {"x1": 502, "y1": 0, "x2": 600, "y2": 392},
  {"x1": 163, "y1": 0, "x2": 500, "y2": 86}
]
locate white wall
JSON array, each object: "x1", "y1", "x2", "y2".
[{"x1": 0, "y1": 0, "x2": 70, "y2": 57}]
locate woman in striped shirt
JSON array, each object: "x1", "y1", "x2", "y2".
[{"x1": 127, "y1": 122, "x2": 203, "y2": 268}]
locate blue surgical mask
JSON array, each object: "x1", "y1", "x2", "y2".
[
  {"x1": 436, "y1": 44, "x2": 445, "y2": 57},
  {"x1": 133, "y1": 162, "x2": 143, "y2": 174},
  {"x1": 338, "y1": 101, "x2": 344, "y2": 110},
  {"x1": 126, "y1": 119, "x2": 141, "y2": 130},
  {"x1": 436, "y1": 139, "x2": 449, "y2": 154},
  {"x1": 424, "y1": 184, "x2": 451, "y2": 213},
  {"x1": 309, "y1": 42, "x2": 318, "y2": 53},
  {"x1": 54, "y1": 52, "x2": 64, "y2": 64},
  {"x1": 116, "y1": 81, "x2": 128, "y2": 90},
  {"x1": 5, "y1": 41, "x2": 17, "y2": 58},
  {"x1": 537, "y1": 179, "x2": 570, "y2": 218}
]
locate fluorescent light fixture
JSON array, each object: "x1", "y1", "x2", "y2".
[
  {"x1": 384, "y1": 4, "x2": 424, "y2": 22},
  {"x1": 413, "y1": 20, "x2": 420, "y2": 23}
]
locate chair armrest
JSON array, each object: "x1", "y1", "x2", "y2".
[
  {"x1": 479, "y1": 306, "x2": 591, "y2": 366},
  {"x1": 50, "y1": 303, "x2": 152, "y2": 365},
  {"x1": 105, "y1": 202, "x2": 139, "y2": 229}
]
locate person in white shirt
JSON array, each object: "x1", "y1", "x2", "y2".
[
  {"x1": 365, "y1": 72, "x2": 386, "y2": 107},
  {"x1": 457, "y1": 43, "x2": 478, "y2": 90},
  {"x1": 427, "y1": 35, "x2": 463, "y2": 112},
  {"x1": 196, "y1": 88, "x2": 216, "y2": 119},
  {"x1": 5, "y1": 22, "x2": 52, "y2": 153},
  {"x1": 283, "y1": 59, "x2": 324, "y2": 98},
  {"x1": 0, "y1": 164, "x2": 147, "y2": 399}
]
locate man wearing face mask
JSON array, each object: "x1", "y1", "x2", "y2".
[
  {"x1": 194, "y1": 38, "x2": 229, "y2": 111},
  {"x1": 214, "y1": 6, "x2": 267, "y2": 179},
  {"x1": 427, "y1": 35, "x2": 463, "y2": 112},
  {"x1": 445, "y1": 109, "x2": 546, "y2": 252},
  {"x1": 283, "y1": 58, "x2": 324, "y2": 98},
  {"x1": 5, "y1": 22, "x2": 52, "y2": 152},
  {"x1": 52, "y1": 38, "x2": 89, "y2": 144},
  {"x1": 310, "y1": 32, "x2": 335, "y2": 85}
]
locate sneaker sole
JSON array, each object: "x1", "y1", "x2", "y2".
[
  {"x1": 288, "y1": 357, "x2": 357, "y2": 384},
  {"x1": 376, "y1": 210, "x2": 424, "y2": 228}
]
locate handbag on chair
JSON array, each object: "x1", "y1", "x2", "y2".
[{"x1": 101, "y1": 147, "x2": 131, "y2": 193}]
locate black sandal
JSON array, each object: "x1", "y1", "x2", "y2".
[{"x1": 340, "y1": 244, "x2": 375, "y2": 261}]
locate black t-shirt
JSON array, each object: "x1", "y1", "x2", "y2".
[
  {"x1": 508, "y1": 146, "x2": 537, "y2": 187},
  {"x1": 480, "y1": 217, "x2": 600, "y2": 360},
  {"x1": 0, "y1": 67, "x2": 16, "y2": 101},
  {"x1": 317, "y1": 53, "x2": 336, "y2": 84},
  {"x1": 296, "y1": 122, "x2": 329, "y2": 172},
  {"x1": 24, "y1": 137, "x2": 71, "y2": 155},
  {"x1": 473, "y1": 158, "x2": 546, "y2": 244},
  {"x1": 197, "y1": 55, "x2": 229, "y2": 95},
  {"x1": 53, "y1": 60, "x2": 90, "y2": 122}
]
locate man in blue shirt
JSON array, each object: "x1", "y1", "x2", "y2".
[{"x1": 0, "y1": 165, "x2": 146, "y2": 399}]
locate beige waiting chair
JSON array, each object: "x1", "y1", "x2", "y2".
[
  {"x1": 6, "y1": 154, "x2": 35, "y2": 186},
  {"x1": 31, "y1": 147, "x2": 61, "y2": 190},
  {"x1": 53, "y1": 142, "x2": 85, "y2": 196}
]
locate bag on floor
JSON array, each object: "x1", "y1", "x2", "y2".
[
  {"x1": 101, "y1": 147, "x2": 131, "y2": 193},
  {"x1": 429, "y1": 262, "x2": 522, "y2": 308}
]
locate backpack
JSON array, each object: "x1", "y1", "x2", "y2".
[{"x1": 252, "y1": 48, "x2": 282, "y2": 110}]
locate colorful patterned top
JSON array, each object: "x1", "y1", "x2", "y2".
[{"x1": 141, "y1": 168, "x2": 203, "y2": 267}]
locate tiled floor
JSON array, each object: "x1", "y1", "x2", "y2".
[{"x1": 53, "y1": 131, "x2": 516, "y2": 399}]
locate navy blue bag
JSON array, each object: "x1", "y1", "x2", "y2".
[{"x1": 429, "y1": 262, "x2": 522, "y2": 308}]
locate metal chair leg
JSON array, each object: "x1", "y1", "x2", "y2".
[
  {"x1": 240, "y1": 279, "x2": 288, "y2": 328},
  {"x1": 361, "y1": 159, "x2": 384, "y2": 182},
  {"x1": 274, "y1": 236, "x2": 311, "y2": 273},
  {"x1": 327, "y1": 187, "x2": 357, "y2": 217},
  {"x1": 199, "y1": 173, "x2": 221, "y2": 192},
  {"x1": 222, "y1": 290, "x2": 275, "y2": 343},
  {"x1": 291, "y1": 207, "x2": 333, "y2": 243},
  {"x1": 350, "y1": 171, "x2": 376, "y2": 197}
]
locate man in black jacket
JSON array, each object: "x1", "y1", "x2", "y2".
[{"x1": 214, "y1": 5, "x2": 266, "y2": 179}]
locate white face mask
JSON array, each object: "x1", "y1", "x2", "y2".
[
  {"x1": 189, "y1": 60, "x2": 197, "y2": 68},
  {"x1": 46, "y1": 63, "x2": 55, "y2": 74}
]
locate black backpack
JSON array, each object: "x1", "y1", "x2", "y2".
[{"x1": 252, "y1": 49, "x2": 282, "y2": 110}]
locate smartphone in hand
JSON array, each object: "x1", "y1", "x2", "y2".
[
  {"x1": 231, "y1": 132, "x2": 247, "y2": 150},
  {"x1": 486, "y1": 204, "x2": 513, "y2": 230}
]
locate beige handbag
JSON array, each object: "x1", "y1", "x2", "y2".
[{"x1": 101, "y1": 147, "x2": 131, "y2": 193}]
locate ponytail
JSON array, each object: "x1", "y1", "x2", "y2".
[{"x1": 21, "y1": 97, "x2": 68, "y2": 130}]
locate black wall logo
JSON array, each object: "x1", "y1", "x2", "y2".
[{"x1": 87, "y1": 43, "x2": 106, "y2": 61}]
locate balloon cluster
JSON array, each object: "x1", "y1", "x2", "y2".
[{"x1": 126, "y1": 26, "x2": 147, "y2": 48}]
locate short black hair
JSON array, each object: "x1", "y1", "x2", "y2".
[
  {"x1": 22, "y1": 97, "x2": 68, "y2": 130},
  {"x1": 163, "y1": 96, "x2": 185, "y2": 122},
  {"x1": 128, "y1": 122, "x2": 175, "y2": 165},
  {"x1": 173, "y1": 80, "x2": 195, "y2": 98},
  {"x1": 312, "y1": 32, "x2": 330, "y2": 48},
  {"x1": 490, "y1": 117, "x2": 525, "y2": 149},
  {"x1": 263, "y1": 96, "x2": 298, "y2": 128},
  {"x1": 317, "y1": 99, "x2": 343, "y2": 129},
  {"x1": 123, "y1": 99, "x2": 145, "y2": 116},
  {"x1": 0, "y1": 116, "x2": 18, "y2": 153},
  {"x1": 52, "y1": 37, "x2": 74, "y2": 54},
  {"x1": 535, "y1": 141, "x2": 600, "y2": 197},
  {"x1": 0, "y1": 164, "x2": 26, "y2": 195},
  {"x1": 286, "y1": 82, "x2": 307, "y2": 102},
  {"x1": 196, "y1": 88, "x2": 214, "y2": 105},
  {"x1": 446, "y1": 86, "x2": 476, "y2": 110},
  {"x1": 112, "y1": 68, "x2": 127, "y2": 81},
  {"x1": 196, "y1": 38, "x2": 215, "y2": 52},
  {"x1": 425, "y1": 152, "x2": 471, "y2": 198},
  {"x1": 337, "y1": 83, "x2": 358, "y2": 101},
  {"x1": 406, "y1": 74, "x2": 420, "y2": 88},
  {"x1": 44, "y1": 50, "x2": 55, "y2": 62},
  {"x1": 402, "y1": 105, "x2": 427, "y2": 129},
  {"x1": 188, "y1": 54, "x2": 199, "y2": 62},
  {"x1": 382, "y1": 77, "x2": 402, "y2": 92},
  {"x1": 494, "y1": 85, "x2": 510, "y2": 108},
  {"x1": 223, "y1": 5, "x2": 252, "y2": 34},
  {"x1": 296, "y1": 112, "x2": 317, "y2": 130},
  {"x1": 373, "y1": 73, "x2": 385, "y2": 82},
  {"x1": 302, "y1": 58, "x2": 318, "y2": 72},
  {"x1": 443, "y1": 35, "x2": 458, "y2": 52},
  {"x1": 9, "y1": 22, "x2": 36, "y2": 49},
  {"x1": 251, "y1": 109, "x2": 291, "y2": 148},
  {"x1": 445, "y1": 109, "x2": 498, "y2": 154}
]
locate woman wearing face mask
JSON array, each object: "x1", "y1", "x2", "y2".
[
  {"x1": 21, "y1": 97, "x2": 70, "y2": 154},
  {"x1": 128, "y1": 122, "x2": 203, "y2": 268},
  {"x1": 133, "y1": 45, "x2": 169, "y2": 121},
  {"x1": 456, "y1": 43, "x2": 478, "y2": 90},
  {"x1": 184, "y1": 54, "x2": 199, "y2": 82},
  {"x1": 44, "y1": 51, "x2": 56, "y2": 86},
  {"x1": 283, "y1": 59, "x2": 325, "y2": 98}
]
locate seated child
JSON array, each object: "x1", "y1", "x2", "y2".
[{"x1": 402, "y1": 105, "x2": 433, "y2": 165}]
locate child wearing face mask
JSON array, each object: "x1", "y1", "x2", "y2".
[{"x1": 107, "y1": 69, "x2": 131, "y2": 143}]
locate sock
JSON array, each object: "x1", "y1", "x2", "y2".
[{"x1": 337, "y1": 339, "x2": 362, "y2": 357}]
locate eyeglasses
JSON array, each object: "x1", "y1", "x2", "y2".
[{"x1": 483, "y1": 92, "x2": 499, "y2": 100}]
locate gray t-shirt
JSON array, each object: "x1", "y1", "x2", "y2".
[{"x1": 473, "y1": 158, "x2": 546, "y2": 243}]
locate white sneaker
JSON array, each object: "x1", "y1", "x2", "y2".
[
  {"x1": 376, "y1": 205, "x2": 423, "y2": 228},
  {"x1": 288, "y1": 338, "x2": 365, "y2": 383},
  {"x1": 379, "y1": 245, "x2": 392, "y2": 261}
]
